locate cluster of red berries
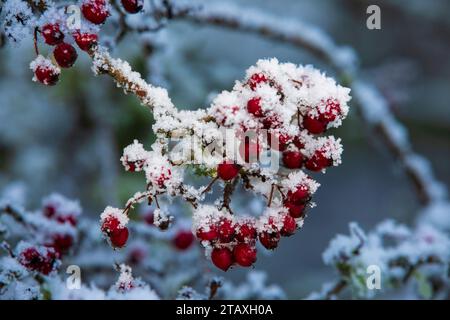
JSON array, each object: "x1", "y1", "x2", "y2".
[
  {"x1": 210, "y1": 72, "x2": 342, "y2": 175},
  {"x1": 32, "y1": 0, "x2": 145, "y2": 86},
  {"x1": 250, "y1": 73, "x2": 341, "y2": 172},
  {"x1": 196, "y1": 218, "x2": 257, "y2": 271},
  {"x1": 40, "y1": 196, "x2": 80, "y2": 257},
  {"x1": 17, "y1": 244, "x2": 58, "y2": 275},
  {"x1": 105, "y1": 59, "x2": 349, "y2": 272},
  {"x1": 195, "y1": 211, "x2": 298, "y2": 272}
]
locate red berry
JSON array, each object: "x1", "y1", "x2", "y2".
[
  {"x1": 211, "y1": 247, "x2": 234, "y2": 271},
  {"x1": 196, "y1": 225, "x2": 218, "y2": 241},
  {"x1": 49, "y1": 234, "x2": 73, "y2": 256},
  {"x1": 259, "y1": 231, "x2": 280, "y2": 250},
  {"x1": 217, "y1": 162, "x2": 240, "y2": 181},
  {"x1": 233, "y1": 243, "x2": 257, "y2": 267},
  {"x1": 303, "y1": 115, "x2": 327, "y2": 134},
  {"x1": 121, "y1": 0, "x2": 143, "y2": 13},
  {"x1": 56, "y1": 214, "x2": 77, "y2": 226},
  {"x1": 128, "y1": 162, "x2": 136, "y2": 172},
  {"x1": 287, "y1": 186, "x2": 309, "y2": 204},
  {"x1": 247, "y1": 97, "x2": 264, "y2": 117},
  {"x1": 305, "y1": 151, "x2": 332, "y2": 172},
  {"x1": 144, "y1": 211, "x2": 154, "y2": 225},
  {"x1": 41, "y1": 23, "x2": 64, "y2": 45},
  {"x1": 101, "y1": 216, "x2": 120, "y2": 233},
  {"x1": 73, "y1": 31, "x2": 98, "y2": 51},
  {"x1": 173, "y1": 230, "x2": 195, "y2": 250},
  {"x1": 128, "y1": 247, "x2": 146, "y2": 265},
  {"x1": 293, "y1": 136, "x2": 304, "y2": 149},
  {"x1": 34, "y1": 65, "x2": 59, "y2": 86},
  {"x1": 236, "y1": 222, "x2": 257, "y2": 242},
  {"x1": 82, "y1": 0, "x2": 110, "y2": 25},
  {"x1": 44, "y1": 205, "x2": 56, "y2": 217},
  {"x1": 248, "y1": 73, "x2": 267, "y2": 90},
  {"x1": 318, "y1": 99, "x2": 341, "y2": 123},
  {"x1": 18, "y1": 247, "x2": 57, "y2": 275},
  {"x1": 282, "y1": 151, "x2": 303, "y2": 169},
  {"x1": 280, "y1": 215, "x2": 297, "y2": 236},
  {"x1": 218, "y1": 218, "x2": 235, "y2": 243},
  {"x1": 284, "y1": 201, "x2": 305, "y2": 218},
  {"x1": 53, "y1": 43, "x2": 77, "y2": 68},
  {"x1": 109, "y1": 227, "x2": 129, "y2": 248}
]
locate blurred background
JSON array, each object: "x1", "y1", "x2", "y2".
[{"x1": 0, "y1": 0, "x2": 449, "y2": 298}]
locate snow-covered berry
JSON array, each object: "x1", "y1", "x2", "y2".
[
  {"x1": 286, "y1": 186, "x2": 310, "y2": 204},
  {"x1": 42, "y1": 193, "x2": 81, "y2": 226},
  {"x1": 282, "y1": 150, "x2": 303, "y2": 169},
  {"x1": 196, "y1": 224, "x2": 219, "y2": 242},
  {"x1": 100, "y1": 207, "x2": 130, "y2": 248},
  {"x1": 247, "y1": 97, "x2": 263, "y2": 117},
  {"x1": 280, "y1": 215, "x2": 297, "y2": 236},
  {"x1": 233, "y1": 243, "x2": 257, "y2": 267},
  {"x1": 259, "y1": 231, "x2": 281, "y2": 250},
  {"x1": 305, "y1": 150, "x2": 332, "y2": 172},
  {"x1": 17, "y1": 243, "x2": 58, "y2": 275},
  {"x1": 236, "y1": 221, "x2": 257, "y2": 242},
  {"x1": 41, "y1": 23, "x2": 64, "y2": 45},
  {"x1": 217, "y1": 218, "x2": 235, "y2": 243},
  {"x1": 211, "y1": 247, "x2": 234, "y2": 271},
  {"x1": 121, "y1": 140, "x2": 150, "y2": 172},
  {"x1": 81, "y1": 0, "x2": 110, "y2": 25},
  {"x1": 30, "y1": 55, "x2": 60, "y2": 86},
  {"x1": 303, "y1": 99, "x2": 346, "y2": 134},
  {"x1": 53, "y1": 43, "x2": 78, "y2": 68},
  {"x1": 303, "y1": 115, "x2": 327, "y2": 134},
  {"x1": 121, "y1": 0, "x2": 143, "y2": 14},
  {"x1": 284, "y1": 202, "x2": 306, "y2": 218},
  {"x1": 248, "y1": 73, "x2": 267, "y2": 90},
  {"x1": 73, "y1": 31, "x2": 98, "y2": 51}
]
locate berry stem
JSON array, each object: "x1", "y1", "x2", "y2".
[
  {"x1": 154, "y1": 196, "x2": 161, "y2": 209},
  {"x1": 267, "y1": 184, "x2": 275, "y2": 207},
  {"x1": 33, "y1": 27, "x2": 40, "y2": 56},
  {"x1": 201, "y1": 176, "x2": 219, "y2": 195},
  {"x1": 123, "y1": 191, "x2": 152, "y2": 215},
  {"x1": 221, "y1": 178, "x2": 238, "y2": 214},
  {"x1": 0, "y1": 241, "x2": 15, "y2": 258},
  {"x1": 276, "y1": 185, "x2": 286, "y2": 201}
]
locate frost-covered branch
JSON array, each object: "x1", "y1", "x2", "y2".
[
  {"x1": 170, "y1": 2, "x2": 447, "y2": 207},
  {"x1": 310, "y1": 220, "x2": 450, "y2": 299}
]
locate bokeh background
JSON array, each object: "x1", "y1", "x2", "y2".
[{"x1": 0, "y1": 0, "x2": 449, "y2": 298}]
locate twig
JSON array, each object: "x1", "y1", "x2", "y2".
[
  {"x1": 267, "y1": 184, "x2": 275, "y2": 207},
  {"x1": 201, "y1": 176, "x2": 219, "y2": 195},
  {"x1": 323, "y1": 279, "x2": 347, "y2": 300},
  {"x1": 208, "y1": 278, "x2": 222, "y2": 300},
  {"x1": 221, "y1": 179, "x2": 237, "y2": 214},
  {"x1": 1, "y1": 241, "x2": 15, "y2": 258}
]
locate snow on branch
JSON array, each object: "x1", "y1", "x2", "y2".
[{"x1": 171, "y1": 1, "x2": 447, "y2": 207}]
